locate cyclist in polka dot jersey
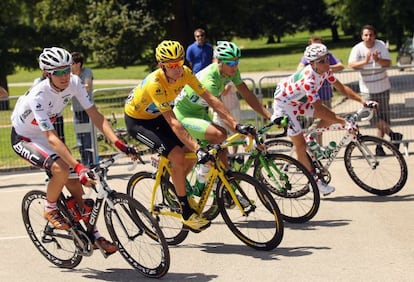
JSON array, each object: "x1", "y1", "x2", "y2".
[{"x1": 271, "y1": 43, "x2": 374, "y2": 196}]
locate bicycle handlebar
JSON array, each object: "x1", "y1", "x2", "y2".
[{"x1": 354, "y1": 106, "x2": 374, "y2": 122}]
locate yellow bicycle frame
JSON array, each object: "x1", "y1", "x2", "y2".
[{"x1": 148, "y1": 132, "x2": 253, "y2": 218}]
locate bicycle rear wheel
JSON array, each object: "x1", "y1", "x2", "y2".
[
  {"x1": 126, "y1": 171, "x2": 189, "y2": 245},
  {"x1": 217, "y1": 171, "x2": 284, "y2": 250},
  {"x1": 344, "y1": 135, "x2": 408, "y2": 196},
  {"x1": 254, "y1": 153, "x2": 320, "y2": 223},
  {"x1": 21, "y1": 190, "x2": 82, "y2": 268},
  {"x1": 105, "y1": 192, "x2": 170, "y2": 278}
]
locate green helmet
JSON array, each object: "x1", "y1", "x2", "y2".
[{"x1": 214, "y1": 41, "x2": 241, "y2": 60}]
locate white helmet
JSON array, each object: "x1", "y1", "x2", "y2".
[
  {"x1": 38, "y1": 47, "x2": 72, "y2": 70},
  {"x1": 303, "y1": 43, "x2": 328, "y2": 62}
]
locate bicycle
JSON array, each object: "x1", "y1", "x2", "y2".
[
  {"x1": 227, "y1": 117, "x2": 320, "y2": 223},
  {"x1": 265, "y1": 106, "x2": 408, "y2": 196},
  {"x1": 21, "y1": 153, "x2": 170, "y2": 278},
  {"x1": 126, "y1": 134, "x2": 284, "y2": 251}
]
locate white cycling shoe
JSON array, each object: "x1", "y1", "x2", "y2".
[{"x1": 317, "y1": 180, "x2": 335, "y2": 196}]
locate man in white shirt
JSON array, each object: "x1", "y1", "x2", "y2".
[{"x1": 348, "y1": 25, "x2": 402, "y2": 156}]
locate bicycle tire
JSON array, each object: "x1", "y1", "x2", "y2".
[
  {"x1": 253, "y1": 153, "x2": 320, "y2": 223},
  {"x1": 216, "y1": 171, "x2": 284, "y2": 250},
  {"x1": 126, "y1": 171, "x2": 189, "y2": 245},
  {"x1": 265, "y1": 138, "x2": 332, "y2": 183},
  {"x1": 265, "y1": 138, "x2": 295, "y2": 155},
  {"x1": 344, "y1": 135, "x2": 408, "y2": 196},
  {"x1": 21, "y1": 190, "x2": 82, "y2": 269},
  {"x1": 104, "y1": 192, "x2": 170, "y2": 278}
]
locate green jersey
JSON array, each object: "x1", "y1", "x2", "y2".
[{"x1": 174, "y1": 63, "x2": 243, "y2": 117}]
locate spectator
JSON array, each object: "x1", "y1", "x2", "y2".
[
  {"x1": 71, "y1": 52, "x2": 95, "y2": 165},
  {"x1": 0, "y1": 86, "x2": 9, "y2": 98},
  {"x1": 297, "y1": 35, "x2": 344, "y2": 145},
  {"x1": 348, "y1": 24, "x2": 403, "y2": 156},
  {"x1": 186, "y1": 28, "x2": 213, "y2": 73},
  {"x1": 33, "y1": 71, "x2": 65, "y2": 142}
]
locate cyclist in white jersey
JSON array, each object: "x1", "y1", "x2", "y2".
[
  {"x1": 272, "y1": 43, "x2": 375, "y2": 196},
  {"x1": 11, "y1": 47, "x2": 137, "y2": 254}
]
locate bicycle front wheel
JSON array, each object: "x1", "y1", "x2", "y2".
[
  {"x1": 344, "y1": 135, "x2": 408, "y2": 196},
  {"x1": 254, "y1": 153, "x2": 320, "y2": 223},
  {"x1": 105, "y1": 192, "x2": 170, "y2": 279},
  {"x1": 217, "y1": 171, "x2": 284, "y2": 250},
  {"x1": 127, "y1": 171, "x2": 189, "y2": 245},
  {"x1": 264, "y1": 138, "x2": 295, "y2": 156},
  {"x1": 21, "y1": 190, "x2": 82, "y2": 269}
]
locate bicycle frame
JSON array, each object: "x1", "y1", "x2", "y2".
[
  {"x1": 227, "y1": 121, "x2": 293, "y2": 193},
  {"x1": 60, "y1": 154, "x2": 133, "y2": 257},
  {"x1": 305, "y1": 107, "x2": 376, "y2": 170},
  {"x1": 149, "y1": 133, "x2": 253, "y2": 218}
]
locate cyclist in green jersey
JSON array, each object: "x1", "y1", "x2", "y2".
[{"x1": 174, "y1": 41, "x2": 271, "y2": 160}]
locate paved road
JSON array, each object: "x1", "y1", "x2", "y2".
[{"x1": 0, "y1": 153, "x2": 413, "y2": 282}]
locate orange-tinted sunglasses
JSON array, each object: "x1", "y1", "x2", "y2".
[{"x1": 162, "y1": 60, "x2": 184, "y2": 68}]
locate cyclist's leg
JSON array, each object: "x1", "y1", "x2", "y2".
[
  {"x1": 125, "y1": 115, "x2": 208, "y2": 230},
  {"x1": 179, "y1": 115, "x2": 229, "y2": 165},
  {"x1": 65, "y1": 179, "x2": 117, "y2": 253},
  {"x1": 11, "y1": 128, "x2": 71, "y2": 229}
]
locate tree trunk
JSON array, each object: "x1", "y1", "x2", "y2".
[
  {"x1": 266, "y1": 35, "x2": 276, "y2": 44},
  {"x1": 330, "y1": 24, "x2": 339, "y2": 42}
]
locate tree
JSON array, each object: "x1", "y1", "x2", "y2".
[{"x1": 0, "y1": 0, "x2": 41, "y2": 110}]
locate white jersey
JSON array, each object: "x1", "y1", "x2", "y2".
[
  {"x1": 348, "y1": 39, "x2": 391, "y2": 94},
  {"x1": 11, "y1": 74, "x2": 93, "y2": 139}
]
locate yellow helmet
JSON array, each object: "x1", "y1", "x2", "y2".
[{"x1": 155, "y1": 40, "x2": 184, "y2": 63}]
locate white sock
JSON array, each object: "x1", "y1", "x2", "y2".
[{"x1": 44, "y1": 200, "x2": 57, "y2": 212}]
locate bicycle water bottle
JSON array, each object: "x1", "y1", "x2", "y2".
[
  {"x1": 194, "y1": 163, "x2": 210, "y2": 196},
  {"x1": 66, "y1": 196, "x2": 82, "y2": 222},
  {"x1": 324, "y1": 141, "x2": 337, "y2": 158},
  {"x1": 308, "y1": 141, "x2": 323, "y2": 160}
]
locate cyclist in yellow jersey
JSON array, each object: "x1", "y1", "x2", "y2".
[{"x1": 124, "y1": 40, "x2": 253, "y2": 232}]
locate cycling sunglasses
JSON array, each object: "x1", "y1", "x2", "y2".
[
  {"x1": 222, "y1": 60, "x2": 239, "y2": 67},
  {"x1": 162, "y1": 60, "x2": 184, "y2": 68},
  {"x1": 48, "y1": 67, "x2": 71, "y2": 76}
]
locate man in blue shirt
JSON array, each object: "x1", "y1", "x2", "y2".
[{"x1": 186, "y1": 28, "x2": 213, "y2": 73}]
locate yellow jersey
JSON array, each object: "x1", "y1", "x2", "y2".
[{"x1": 125, "y1": 66, "x2": 206, "y2": 119}]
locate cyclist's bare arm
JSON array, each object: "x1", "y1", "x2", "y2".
[
  {"x1": 86, "y1": 105, "x2": 123, "y2": 144},
  {"x1": 236, "y1": 83, "x2": 272, "y2": 120},
  {"x1": 162, "y1": 109, "x2": 199, "y2": 152},
  {"x1": 200, "y1": 90, "x2": 239, "y2": 132}
]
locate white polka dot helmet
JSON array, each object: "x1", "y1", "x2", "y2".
[{"x1": 304, "y1": 43, "x2": 328, "y2": 62}]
